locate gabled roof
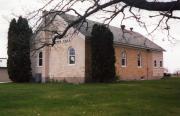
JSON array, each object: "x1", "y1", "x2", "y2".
[{"x1": 60, "y1": 13, "x2": 165, "y2": 51}]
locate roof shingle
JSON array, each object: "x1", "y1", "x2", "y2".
[{"x1": 60, "y1": 13, "x2": 165, "y2": 51}]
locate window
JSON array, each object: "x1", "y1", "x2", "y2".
[
  {"x1": 137, "y1": 52, "x2": 142, "y2": 67},
  {"x1": 121, "y1": 50, "x2": 127, "y2": 67},
  {"x1": 154, "y1": 60, "x2": 157, "y2": 67},
  {"x1": 38, "y1": 52, "x2": 43, "y2": 66},
  {"x1": 160, "y1": 61, "x2": 163, "y2": 67},
  {"x1": 68, "y1": 47, "x2": 75, "y2": 64}
]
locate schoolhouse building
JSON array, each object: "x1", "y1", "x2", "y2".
[{"x1": 31, "y1": 12, "x2": 165, "y2": 83}]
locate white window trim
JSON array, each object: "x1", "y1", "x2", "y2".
[
  {"x1": 138, "y1": 66, "x2": 142, "y2": 68},
  {"x1": 121, "y1": 65, "x2": 127, "y2": 68},
  {"x1": 137, "y1": 51, "x2": 142, "y2": 68},
  {"x1": 121, "y1": 50, "x2": 127, "y2": 67},
  {"x1": 68, "y1": 47, "x2": 76, "y2": 65},
  {"x1": 37, "y1": 51, "x2": 43, "y2": 67},
  {"x1": 154, "y1": 60, "x2": 158, "y2": 68}
]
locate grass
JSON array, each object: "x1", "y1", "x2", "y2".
[{"x1": 0, "y1": 78, "x2": 180, "y2": 116}]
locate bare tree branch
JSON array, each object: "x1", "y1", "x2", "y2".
[{"x1": 28, "y1": 0, "x2": 180, "y2": 50}]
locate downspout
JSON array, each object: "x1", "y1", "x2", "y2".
[{"x1": 147, "y1": 49, "x2": 150, "y2": 80}]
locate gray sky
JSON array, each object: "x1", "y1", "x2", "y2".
[{"x1": 0, "y1": 0, "x2": 180, "y2": 73}]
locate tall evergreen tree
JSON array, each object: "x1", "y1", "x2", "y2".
[
  {"x1": 7, "y1": 17, "x2": 32, "y2": 82},
  {"x1": 7, "y1": 19, "x2": 17, "y2": 82},
  {"x1": 91, "y1": 24, "x2": 116, "y2": 82}
]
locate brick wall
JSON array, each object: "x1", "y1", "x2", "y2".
[
  {"x1": 114, "y1": 45, "x2": 163, "y2": 80},
  {"x1": 152, "y1": 51, "x2": 164, "y2": 79},
  {"x1": 115, "y1": 46, "x2": 148, "y2": 80},
  {"x1": 85, "y1": 42, "x2": 164, "y2": 81}
]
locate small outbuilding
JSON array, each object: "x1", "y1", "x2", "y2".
[{"x1": 0, "y1": 58, "x2": 10, "y2": 82}]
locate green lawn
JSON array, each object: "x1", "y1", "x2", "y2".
[{"x1": 0, "y1": 78, "x2": 180, "y2": 116}]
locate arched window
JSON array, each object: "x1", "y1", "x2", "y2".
[
  {"x1": 121, "y1": 49, "x2": 127, "y2": 67},
  {"x1": 137, "y1": 51, "x2": 142, "y2": 67},
  {"x1": 68, "y1": 47, "x2": 75, "y2": 64},
  {"x1": 38, "y1": 51, "x2": 43, "y2": 66},
  {"x1": 154, "y1": 60, "x2": 157, "y2": 67}
]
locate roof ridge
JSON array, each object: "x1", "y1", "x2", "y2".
[{"x1": 39, "y1": 12, "x2": 165, "y2": 52}]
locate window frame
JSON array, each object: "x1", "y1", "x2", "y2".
[
  {"x1": 121, "y1": 49, "x2": 127, "y2": 67},
  {"x1": 137, "y1": 51, "x2": 142, "y2": 68},
  {"x1": 154, "y1": 60, "x2": 157, "y2": 68},
  {"x1": 68, "y1": 47, "x2": 76, "y2": 65},
  {"x1": 37, "y1": 51, "x2": 43, "y2": 67}
]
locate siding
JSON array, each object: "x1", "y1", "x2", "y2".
[{"x1": 0, "y1": 68, "x2": 11, "y2": 82}]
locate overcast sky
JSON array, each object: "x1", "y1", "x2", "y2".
[{"x1": 0, "y1": 0, "x2": 180, "y2": 73}]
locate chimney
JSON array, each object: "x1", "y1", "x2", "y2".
[
  {"x1": 130, "y1": 27, "x2": 133, "y2": 31},
  {"x1": 42, "y1": 10, "x2": 48, "y2": 16},
  {"x1": 121, "y1": 25, "x2": 125, "y2": 30}
]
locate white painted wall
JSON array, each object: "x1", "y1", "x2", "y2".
[
  {"x1": 31, "y1": 15, "x2": 86, "y2": 83},
  {"x1": 0, "y1": 58, "x2": 7, "y2": 67}
]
